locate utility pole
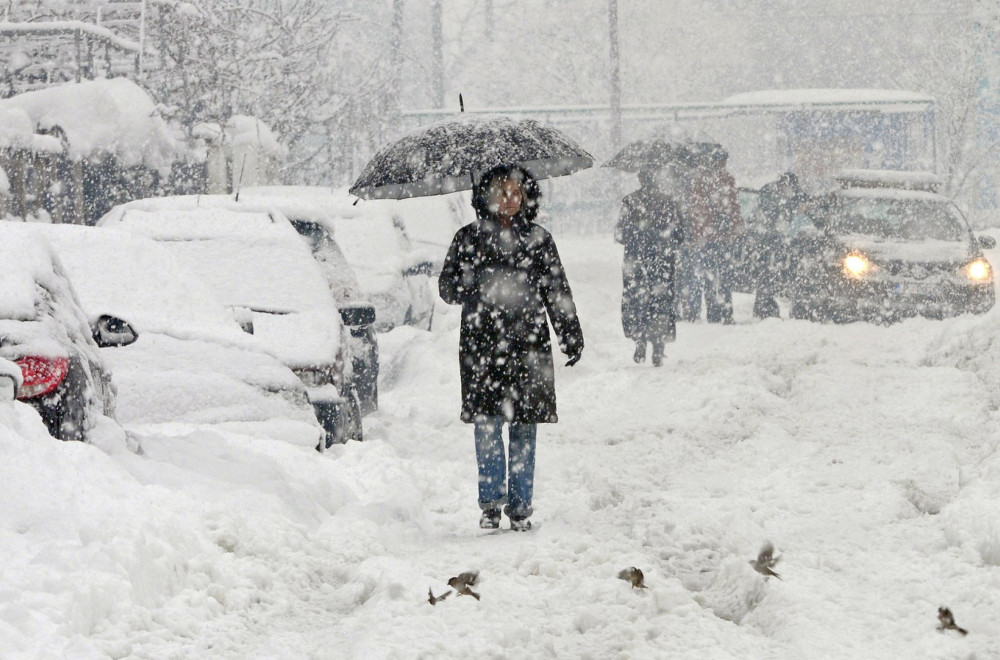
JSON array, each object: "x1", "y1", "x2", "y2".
[
  {"x1": 138, "y1": 0, "x2": 147, "y2": 83},
  {"x1": 431, "y1": 0, "x2": 444, "y2": 109},
  {"x1": 392, "y1": 0, "x2": 404, "y2": 75},
  {"x1": 608, "y1": 0, "x2": 623, "y2": 153},
  {"x1": 391, "y1": 0, "x2": 405, "y2": 125}
]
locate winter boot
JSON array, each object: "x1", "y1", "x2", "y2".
[
  {"x1": 479, "y1": 509, "x2": 501, "y2": 529},
  {"x1": 651, "y1": 339, "x2": 664, "y2": 367},
  {"x1": 510, "y1": 516, "x2": 532, "y2": 532},
  {"x1": 633, "y1": 341, "x2": 646, "y2": 364}
]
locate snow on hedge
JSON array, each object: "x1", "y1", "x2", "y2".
[{"x1": 0, "y1": 78, "x2": 182, "y2": 171}]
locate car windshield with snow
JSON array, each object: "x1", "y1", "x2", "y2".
[{"x1": 827, "y1": 192, "x2": 966, "y2": 241}]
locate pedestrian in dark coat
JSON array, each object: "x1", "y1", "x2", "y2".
[
  {"x1": 439, "y1": 163, "x2": 583, "y2": 532},
  {"x1": 753, "y1": 171, "x2": 808, "y2": 318},
  {"x1": 615, "y1": 169, "x2": 684, "y2": 366}
]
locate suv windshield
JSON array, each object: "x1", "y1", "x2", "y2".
[{"x1": 828, "y1": 198, "x2": 966, "y2": 241}]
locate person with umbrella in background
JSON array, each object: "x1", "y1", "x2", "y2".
[
  {"x1": 438, "y1": 163, "x2": 584, "y2": 532},
  {"x1": 615, "y1": 168, "x2": 685, "y2": 366}
]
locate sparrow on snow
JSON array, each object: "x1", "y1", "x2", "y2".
[
  {"x1": 427, "y1": 587, "x2": 451, "y2": 606},
  {"x1": 617, "y1": 566, "x2": 647, "y2": 589},
  {"x1": 937, "y1": 607, "x2": 968, "y2": 635},
  {"x1": 749, "y1": 542, "x2": 782, "y2": 580},
  {"x1": 447, "y1": 571, "x2": 481, "y2": 601}
]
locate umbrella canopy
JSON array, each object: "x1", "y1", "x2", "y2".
[
  {"x1": 686, "y1": 129, "x2": 727, "y2": 163},
  {"x1": 602, "y1": 138, "x2": 695, "y2": 173},
  {"x1": 350, "y1": 115, "x2": 594, "y2": 200},
  {"x1": 604, "y1": 126, "x2": 727, "y2": 173}
]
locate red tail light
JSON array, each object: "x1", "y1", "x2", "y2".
[{"x1": 16, "y1": 356, "x2": 69, "y2": 399}]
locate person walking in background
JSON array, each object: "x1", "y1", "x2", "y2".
[
  {"x1": 677, "y1": 145, "x2": 743, "y2": 323},
  {"x1": 438, "y1": 163, "x2": 584, "y2": 532},
  {"x1": 753, "y1": 171, "x2": 808, "y2": 318},
  {"x1": 615, "y1": 168, "x2": 685, "y2": 367}
]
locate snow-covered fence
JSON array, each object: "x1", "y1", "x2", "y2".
[
  {"x1": 0, "y1": 78, "x2": 186, "y2": 224},
  {"x1": 0, "y1": 21, "x2": 141, "y2": 97}
]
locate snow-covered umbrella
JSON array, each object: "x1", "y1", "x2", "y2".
[
  {"x1": 604, "y1": 125, "x2": 726, "y2": 173},
  {"x1": 349, "y1": 115, "x2": 594, "y2": 200}
]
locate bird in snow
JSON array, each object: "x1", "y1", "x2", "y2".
[
  {"x1": 447, "y1": 571, "x2": 481, "y2": 600},
  {"x1": 427, "y1": 587, "x2": 451, "y2": 606},
  {"x1": 749, "y1": 542, "x2": 782, "y2": 580},
  {"x1": 937, "y1": 607, "x2": 968, "y2": 635},
  {"x1": 617, "y1": 566, "x2": 647, "y2": 589}
]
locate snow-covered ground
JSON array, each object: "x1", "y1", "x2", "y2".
[{"x1": 4, "y1": 230, "x2": 1000, "y2": 658}]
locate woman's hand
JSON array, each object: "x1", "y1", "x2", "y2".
[{"x1": 564, "y1": 344, "x2": 583, "y2": 367}]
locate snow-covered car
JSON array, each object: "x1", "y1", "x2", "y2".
[
  {"x1": 102, "y1": 194, "x2": 379, "y2": 417},
  {"x1": 751, "y1": 170, "x2": 996, "y2": 322},
  {"x1": 224, "y1": 191, "x2": 381, "y2": 411},
  {"x1": 28, "y1": 223, "x2": 325, "y2": 446},
  {"x1": 0, "y1": 230, "x2": 117, "y2": 442},
  {"x1": 242, "y1": 186, "x2": 438, "y2": 332},
  {"x1": 99, "y1": 198, "x2": 370, "y2": 446}
]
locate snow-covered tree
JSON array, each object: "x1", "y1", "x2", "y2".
[{"x1": 145, "y1": 1, "x2": 396, "y2": 184}]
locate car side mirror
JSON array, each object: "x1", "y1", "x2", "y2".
[
  {"x1": 92, "y1": 315, "x2": 138, "y2": 347},
  {"x1": 0, "y1": 358, "x2": 21, "y2": 401},
  {"x1": 339, "y1": 303, "x2": 376, "y2": 327},
  {"x1": 231, "y1": 306, "x2": 254, "y2": 334},
  {"x1": 0, "y1": 375, "x2": 16, "y2": 401},
  {"x1": 978, "y1": 235, "x2": 997, "y2": 250}
]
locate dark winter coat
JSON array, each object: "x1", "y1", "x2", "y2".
[
  {"x1": 438, "y1": 170, "x2": 583, "y2": 424},
  {"x1": 615, "y1": 187, "x2": 684, "y2": 342},
  {"x1": 758, "y1": 175, "x2": 807, "y2": 231}
]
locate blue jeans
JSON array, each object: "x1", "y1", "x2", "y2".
[{"x1": 474, "y1": 417, "x2": 537, "y2": 519}]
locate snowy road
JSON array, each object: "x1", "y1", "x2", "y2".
[
  {"x1": 219, "y1": 233, "x2": 1000, "y2": 658},
  {"x1": 8, "y1": 233, "x2": 1000, "y2": 658}
]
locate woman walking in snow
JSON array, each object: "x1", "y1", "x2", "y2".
[
  {"x1": 438, "y1": 163, "x2": 584, "y2": 532},
  {"x1": 616, "y1": 168, "x2": 685, "y2": 366}
]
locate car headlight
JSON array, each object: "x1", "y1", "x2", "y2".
[
  {"x1": 843, "y1": 253, "x2": 871, "y2": 279},
  {"x1": 965, "y1": 258, "x2": 992, "y2": 282}
]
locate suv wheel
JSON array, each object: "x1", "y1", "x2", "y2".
[
  {"x1": 338, "y1": 387, "x2": 364, "y2": 443},
  {"x1": 320, "y1": 387, "x2": 364, "y2": 449}
]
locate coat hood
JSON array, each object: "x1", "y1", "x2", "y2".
[{"x1": 471, "y1": 164, "x2": 542, "y2": 226}]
